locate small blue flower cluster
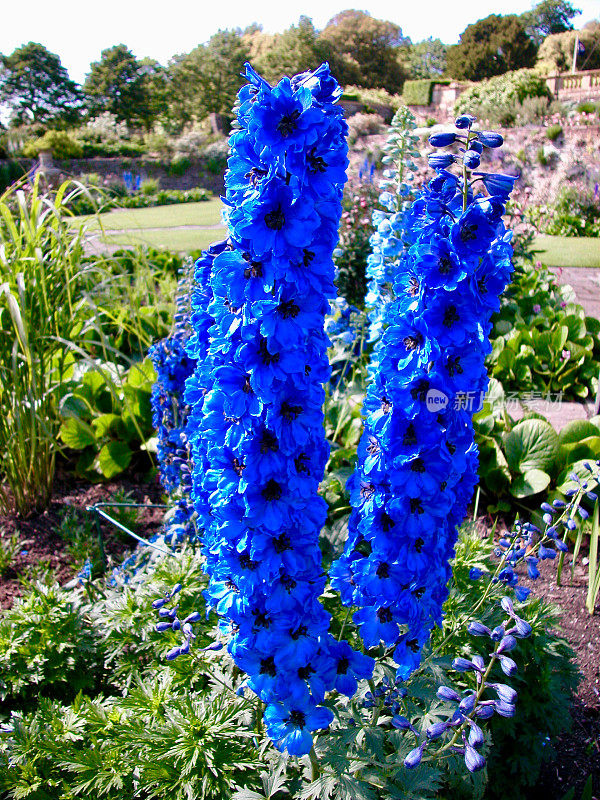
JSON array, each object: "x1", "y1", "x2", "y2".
[
  {"x1": 331, "y1": 114, "x2": 517, "y2": 681},
  {"x1": 149, "y1": 270, "x2": 197, "y2": 541},
  {"x1": 405, "y1": 596, "x2": 532, "y2": 773},
  {"x1": 473, "y1": 459, "x2": 600, "y2": 597},
  {"x1": 364, "y1": 106, "x2": 420, "y2": 343},
  {"x1": 185, "y1": 63, "x2": 373, "y2": 756},
  {"x1": 152, "y1": 581, "x2": 205, "y2": 660}
]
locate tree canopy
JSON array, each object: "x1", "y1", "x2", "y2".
[
  {"x1": 537, "y1": 24, "x2": 600, "y2": 72},
  {"x1": 521, "y1": 0, "x2": 581, "y2": 46},
  {"x1": 446, "y1": 14, "x2": 538, "y2": 81},
  {"x1": 0, "y1": 42, "x2": 82, "y2": 126},
  {"x1": 83, "y1": 44, "x2": 156, "y2": 129},
  {"x1": 402, "y1": 38, "x2": 448, "y2": 79},
  {"x1": 319, "y1": 10, "x2": 408, "y2": 93}
]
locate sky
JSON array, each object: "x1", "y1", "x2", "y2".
[{"x1": 2, "y1": 0, "x2": 599, "y2": 84}]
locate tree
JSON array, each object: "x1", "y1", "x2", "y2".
[
  {"x1": 254, "y1": 17, "x2": 327, "y2": 84},
  {"x1": 83, "y1": 44, "x2": 155, "y2": 130},
  {"x1": 166, "y1": 30, "x2": 249, "y2": 129},
  {"x1": 537, "y1": 24, "x2": 600, "y2": 72},
  {"x1": 318, "y1": 10, "x2": 408, "y2": 93},
  {"x1": 446, "y1": 15, "x2": 537, "y2": 81},
  {"x1": 521, "y1": 0, "x2": 581, "y2": 47},
  {"x1": 0, "y1": 42, "x2": 83, "y2": 126},
  {"x1": 403, "y1": 38, "x2": 448, "y2": 79}
]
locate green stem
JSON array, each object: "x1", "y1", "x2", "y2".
[{"x1": 309, "y1": 746, "x2": 320, "y2": 781}]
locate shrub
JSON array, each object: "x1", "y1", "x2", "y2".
[
  {"x1": 346, "y1": 112, "x2": 385, "y2": 143},
  {"x1": 402, "y1": 79, "x2": 449, "y2": 106},
  {"x1": 334, "y1": 182, "x2": 380, "y2": 306},
  {"x1": 454, "y1": 69, "x2": 551, "y2": 119},
  {"x1": 576, "y1": 100, "x2": 599, "y2": 114},
  {"x1": 22, "y1": 130, "x2": 83, "y2": 159},
  {"x1": 168, "y1": 155, "x2": 191, "y2": 176},
  {"x1": 546, "y1": 123, "x2": 563, "y2": 141},
  {"x1": 140, "y1": 177, "x2": 160, "y2": 195}
]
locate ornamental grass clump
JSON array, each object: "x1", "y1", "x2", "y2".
[
  {"x1": 330, "y1": 114, "x2": 519, "y2": 679},
  {"x1": 184, "y1": 64, "x2": 373, "y2": 756}
]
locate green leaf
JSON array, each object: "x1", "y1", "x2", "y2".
[
  {"x1": 126, "y1": 359, "x2": 156, "y2": 389},
  {"x1": 557, "y1": 459, "x2": 600, "y2": 495},
  {"x1": 59, "y1": 417, "x2": 96, "y2": 449},
  {"x1": 558, "y1": 420, "x2": 600, "y2": 446},
  {"x1": 504, "y1": 418, "x2": 559, "y2": 474},
  {"x1": 510, "y1": 468, "x2": 551, "y2": 498},
  {"x1": 97, "y1": 441, "x2": 132, "y2": 478},
  {"x1": 92, "y1": 413, "x2": 124, "y2": 439}
]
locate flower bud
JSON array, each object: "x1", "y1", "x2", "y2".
[
  {"x1": 437, "y1": 685, "x2": 461, "y2": 702},
  {"x1": 428, "y1": 132, "x2": 457, "y2": 147},
  {"x1": 468, "y1": 621, "x2": 491, "y2": 637},
  {"x1": 404, "y1": 744, "x2": 425, "y2": 769},
  {"x1": 476, "y1": 131, "x2": 503, "y2": 148},
  {"x1": 465, "y1": 743, "x2": 486, "y2": 772},
  {"x1": 428, "y1": 153, "x2": 456, "y2": 169},
  {"x1": 455, "y1": 114, "x2": 476, "y2": 129}
]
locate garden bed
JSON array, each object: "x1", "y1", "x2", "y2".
[{"x1": 0, "y1": 469, "x2": 165, "y2": 609}]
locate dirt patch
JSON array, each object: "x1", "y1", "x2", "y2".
[{"x1": 0, "y1": 468, "x2": 166, "y2": 608}]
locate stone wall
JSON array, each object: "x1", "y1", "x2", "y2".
[{"x1": 546, "y1": 69, "x2": 600, "y2": 102}]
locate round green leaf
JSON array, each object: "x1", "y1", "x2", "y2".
[
  {"x1": 504, "y1": 418, "x2": 559, "y2": 474},
  {"x1": 510, "y1": 469, "x2": 551, "y2": 498},
  {"x1": 559, "y1": 420, "x2": 600, "y2": 446},
  {"x1": 98, "y1": 441, "x2": 132, "y2": 479},
  {"x1": 59, "y1": 417, "x2": 96, "y2": 450}
]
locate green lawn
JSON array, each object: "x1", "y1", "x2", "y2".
[
  {"x1": 533, "y1": 235, "x2": 600, "y2": 268},
  {"x1": 103, "y1": 227, "x2": 226, "y2": 252},
  {"x1": 76, "y1": 199, "x2": 224, "y2": 232}
]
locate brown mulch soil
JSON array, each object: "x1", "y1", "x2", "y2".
[
  {"x1": 523, "y1": 557, "x2": 600, "y2": 799},
  {"x1": 0, "y1": 468, "x2": 166, "y2": 608}
]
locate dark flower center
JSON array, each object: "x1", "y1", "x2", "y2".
[
  {"x1": 478, "y1": 275, "x2": 489, "y2": 294},
  {"x1": 460, "y1": 222, "x2": 478, "y2": 243},
  {"x1": 438, "y1": 254, "x2": 453, "y2": 275},
  {"x1": 295, "y1": 453, "x2": 310, "y2": 474},
  {"x1": 303, "y1": 249, "x2": 315, "y2": 266},
  {"x1": 366, "y1": 436, "x2": 380, "y2": 455},
  {"x1": 403, "y1": 423, "x2": 417, "y2": 446},
  {"x1": 265, "y1": 204, "x2": 285, "y2": 230},
  {"x1": 287, "y1": 709, "x2": 306, "y2": 728},
  {"x1": 277, "y1": 299, "x2": 300, "y2": 319},
  {"x1": 360, "y1": 482, "x2": 375, "y2": 499},
  {"x1": 446, "y1": 355, "x2": 462, "y2": 376},
  {"x1": 407, "y1": 638, "x2": 420, "y2": 653},
  {"x1": 298, "y1": 664, "x2": 315, "y2": 680},
  {"x1": 380, "y1": 511, "x2": 395, "y2": 532},
  {"x1": 443, "y1": 305, "x2": 460, "y2": 328},
  {"x1": 261, "y1": 479, "x2": 282, "y2": 501},
  {"x1": 242, "y1": 376, "x2": 252, "y2": 393},
  {"x1": 281, "y1": 574, "x2": 297, "y2": 592},
  {"x1": 291, "y1": 624, "x2": 308, "y2": 640},
  {"x1": 239, "y1": 554, "x2": 258, "y2": 570},
  {"x1": 252, "y1": 610, "x2": 271, "y2": 628},
  {"x1": 377, "y1": 607, "x2": 393, "y2": 623},
  {"x1": 243, "y1": 260, "x2": 263, "y2": 279},
  {"x1": 259, "y1": 338, "x2": 280, "y2": 366},
  {"x1": 307, "y1": 148, "x2": 327, "y2": 173},
  {"x1": 245, "y1": 167, "x2": 267, "y2": 187},
  {"x1": 232, "y1": 457, "x2": 245, "y2": 476},
  {"x1": 336, "y1": 656, "x2": 349, "y2": 675},
  {"x1": 413, "y1": 585, "x2": 425, "y2": 599},
  {"x1": 376, "y1": 562, "x2": 390, "y2": 578},
  {"x1": 273, "y1": 533, "x2": 292, "y2": 553},
  {"x1": 415, "y1": 536, "x2": 424, "y2": 552},
  {"x1": 410, "y1": 457, "x2": 426, "y2": 473},
  {"x1": 277, "y1": 109, "x2": 301, "y2": 137},
  {"x1": 403, "y1": 333, "x2": 422, "y2": 352},
  {"x1": 410, "y1": 379, "x2": 430, "y2": 402},
  {"x1": 260, "y1": 656, "x2": 277, "y2": 676},
  {"x1": 407, "y1": 276, "x2": 420, "y2": 297},
  {"x1": 259, "y1": 429, "x2": 278, "y2": 453},
  {"x1": 381, "y1": 395, "x2": 392, "y2": 413},
  {"x1": 281, "y1": 400, "x2": 302, "y2": 421}
]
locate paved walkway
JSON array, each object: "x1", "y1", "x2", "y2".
[{"x1": 550, "y1": 267, "x2": 600, "y2": 321}]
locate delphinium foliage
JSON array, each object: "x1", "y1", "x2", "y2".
[
  {"x1": 184, "y1": 63, "x2": 373, "y2": 756},
  {"x1": 330, "y1": 114, "x2": 519, "y2": 681},
  {"x1": 364, "y1": 106, "x2": 420, "y2": 343},
  {"x1": 148, "y1": 266, "x2": 196, "y2": 542}
]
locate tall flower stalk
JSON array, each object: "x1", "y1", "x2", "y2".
[
  {"x1": 185, "y1": 63, "x2": 372, "y2": 756},
  {"x1": 365, "y1": 106, "x2": 420, "y2": 343},
  {"x1": 331, "y1": 114, "x2": 518, "y2": 679}
]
